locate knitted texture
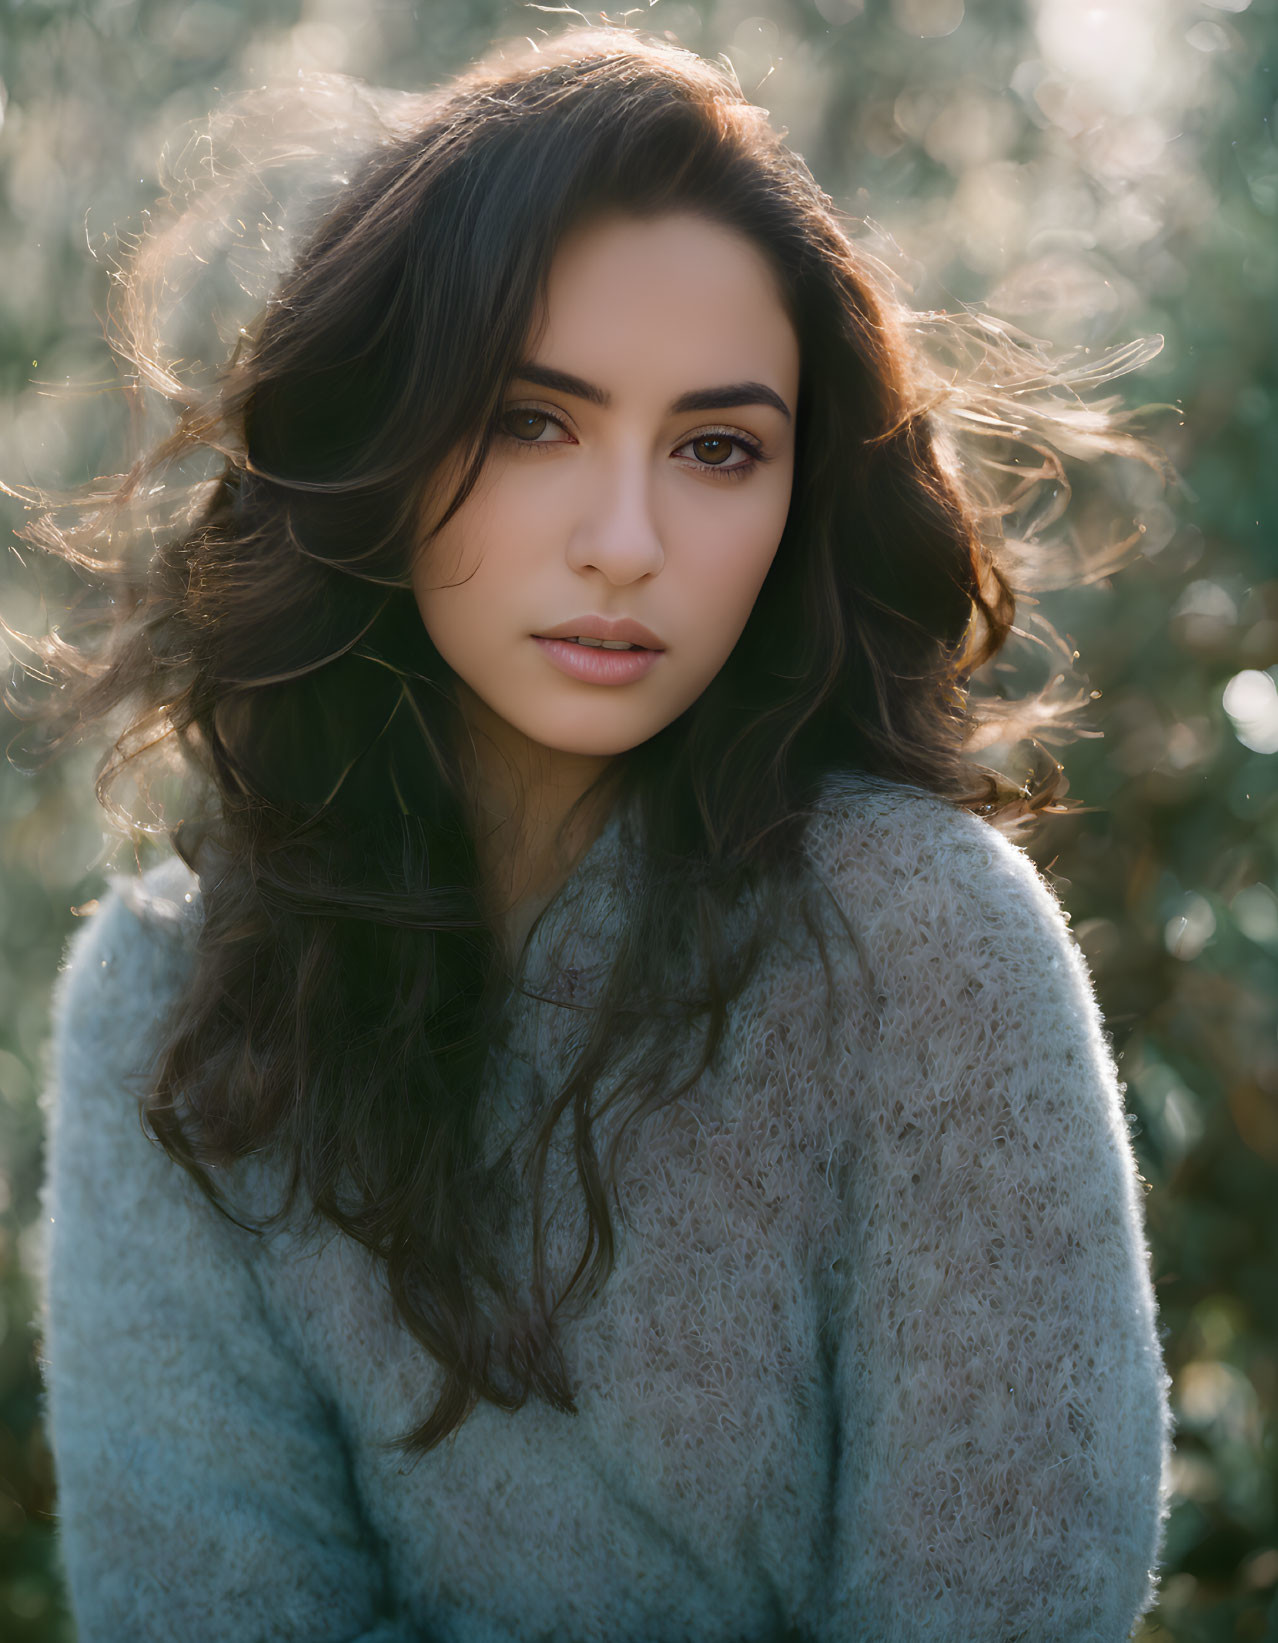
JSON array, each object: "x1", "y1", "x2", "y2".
[{"x1": 38, "y1": 773, "x2": 1172, "y2": 1643}]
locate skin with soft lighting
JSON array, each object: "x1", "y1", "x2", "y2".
[{"x1": 412, "y1": 210, "x2": 800, "y2": 937}]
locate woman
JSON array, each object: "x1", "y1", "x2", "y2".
[{"x1": 23, "y1": 22, "x2": 1171, "y2": 1643}]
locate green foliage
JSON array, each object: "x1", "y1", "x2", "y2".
[{"x1": 1, "y1": 0, "x2": 1274, "y2": 1636}]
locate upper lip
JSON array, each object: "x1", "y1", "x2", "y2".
[{"x1": 533, "y1": 615, "x2": 666, "y2": 650}]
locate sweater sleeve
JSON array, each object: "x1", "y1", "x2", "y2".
[
  {"x1": 38, "y1": 866, "x2": 418, "y2": 1643},
  {"x1": 807, "y1": 786, "x2": 1173, "y2": 1643}
]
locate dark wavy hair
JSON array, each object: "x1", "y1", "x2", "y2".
[{"x1": 6, "y1": 24, "x2": 1166, "y2": 1452}]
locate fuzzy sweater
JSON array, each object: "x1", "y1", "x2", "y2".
[{"x1": 38, "y1": 773, "x2": 1172, "y2": 1643}]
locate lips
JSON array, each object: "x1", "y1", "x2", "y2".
[
  {"x1": 533, "y1": 636, "x2": 662, "y2": 686},
  {"x1": 533, "y1": 615, "x2": 666, "y2": 651}
]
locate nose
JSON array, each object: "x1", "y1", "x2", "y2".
[{"x1": 565, "y1": 448, "x2": 665, "y2": 585}]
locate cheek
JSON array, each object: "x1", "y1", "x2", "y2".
[{"x1": 682, "y1": 487, "x2": 790, "y2": 653}]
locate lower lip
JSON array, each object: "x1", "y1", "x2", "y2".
[{"x1": 532, "y1": 636, "x2": 662, "y2": 685}]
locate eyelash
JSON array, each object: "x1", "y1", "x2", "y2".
[{"x1": 495, "y1": 404, "x2": 767, "y2": 483}]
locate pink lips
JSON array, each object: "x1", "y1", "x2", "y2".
[
  {"x1": 530, "y1": 613, "x2": 665, "y2": 686},
  {"x1": 532, "y1": 636, "x2": 662, "y2": 685}
]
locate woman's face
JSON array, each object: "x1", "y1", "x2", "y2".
[{"x1": 413, "y1": 209, "x2": 800, "y2": 773}]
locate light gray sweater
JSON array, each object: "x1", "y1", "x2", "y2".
[{"x1": 38, "y1": 773, "x2": 1172, "y2": 1643}]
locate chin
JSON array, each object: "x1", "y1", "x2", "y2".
[
  {"x1": 539, "y1": 729, "x2": 655, "y2": 759},
  {"x1": 521, "y1": 710, "x2": 669, "y2": 761}
]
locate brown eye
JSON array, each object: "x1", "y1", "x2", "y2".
[
  {"x1": 691, "y1": 435, "x2": 733, "y2": 466},
  {"x1": 497, "y1": 405, "x2": 573, "y2": 449},
  {"x1": 503, "y1": 409, "x2": 551, "y2": 441},
  {"x1": 679, "y1": 430, "x2": 763, "y2": 478}
]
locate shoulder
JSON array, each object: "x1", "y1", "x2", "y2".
[
  {"x1": 793, "y1": 779, "x2": 1135, "y2": 1240},
  {"x1": 805, "y1": 769, "x2": 1055, "y2": 911},
  {"x1": 41, "y1": 857, "x2": 216, "y2": 1302},
  {"x1": 800, "y1": 770, "x2": 1095, "y2": 1030},
  {"x1": 59, "y1": 853, "x2": 202, "y2": 973},
  {"x1": 51, "y1": 855, "x2": 204, "y2": 1091},
  {"x1": 804, "y1": 770, "x2": 1075, "y2": 953}
]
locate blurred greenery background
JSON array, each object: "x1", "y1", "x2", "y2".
[{"x1": 0, "y1": 0, "x2": 1275, "y2": 1637}]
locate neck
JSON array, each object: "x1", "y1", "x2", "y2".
[{"x1": 452, "y1": 684, "x2": 618, "y2": 957}]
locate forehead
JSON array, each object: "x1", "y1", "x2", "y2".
[{"x1": 529, "y1": 210, "x2": 799, "y2": 395}]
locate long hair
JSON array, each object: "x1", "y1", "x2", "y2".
[{"x1": 5, "y1": 24, "x2": 1167, "y2": 1452}]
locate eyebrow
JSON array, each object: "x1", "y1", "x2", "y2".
[{"x1": 511, "y1": 362, "x2": 793, "y2": 423}]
